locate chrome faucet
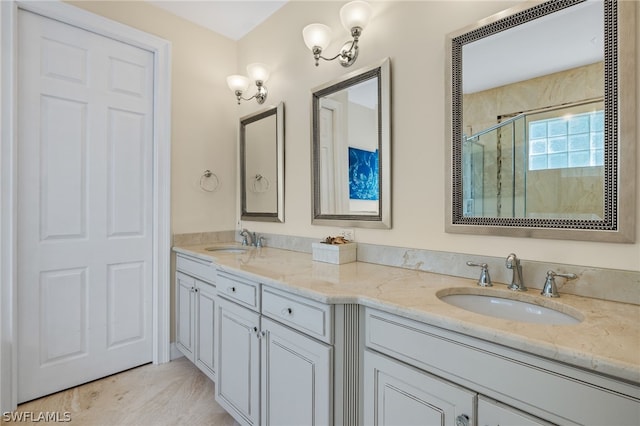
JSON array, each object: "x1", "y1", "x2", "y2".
[
  {"x1": 541, "y1": 270, "x2": 577, "y2": 298},
  {"x1": 239, "y1": 228, "x2": 254, "y2": 246},
  {"x1": 505, "y1": 253, "x2": 527, "y2": 291}
]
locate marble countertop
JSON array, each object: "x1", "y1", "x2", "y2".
[{"x1": 174, "y1": 243, "x2": 640, "y2": 384}]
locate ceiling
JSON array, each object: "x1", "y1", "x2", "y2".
[
  {"x1": 149, "y1": 0, "x2": 288, "y2": 40},
  {"x1": 148, "y1": 1, "x2": 603, "y2": 93},
  {"x1": 463, "y1": 1, "x2": 603, "y2": 93}
]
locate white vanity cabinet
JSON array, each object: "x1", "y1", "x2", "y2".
[
  {"x1": 260, "y1": 317, "x2": 332, "y2": 426},
  {"x1": 477, "y1": 396, "x2": 554, "y2": 426},
  {"x1": 364, "y1": 349, "x2": 475, "y2": 426},
  {"x1": 175, "y1": 253, "x2": 217, "y2": 381},
  {"x1": 176, "y1": 271, "x2": 196, "y2": 360},
  {"x1": 216, "y1": 295, "x2": 261, "y2": 425},
  {"x1": 194, "y1": 277, "x2": 216, "y2": 379},
  {"x1": 364, "y1": 307, "x2": 640, "y2": 426},
  {"x1": 214, "y1": 270, "x2": 343, "y2": 426},
  {"x1": 260, "y1": 286, "x2": 334, "y2": 426}
]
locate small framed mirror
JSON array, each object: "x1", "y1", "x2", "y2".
[
  {"x1": 445, "y1": 0, "x2": 636, "y2": 242},
  {"x1": 240, "y1": 102, "x2": 285, "y2": 222},
  {"x1": 311, "y1": 57, "x2": 391, "y2": 228}
]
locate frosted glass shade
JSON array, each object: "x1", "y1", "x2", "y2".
[
  {"x1": 340, "y1": 1, "x2": 372, "y2": 31},
  {"x1": 247, "y1": 63, "x2": 270, "y2": 83},
  {"x1": 227, "y1": 75, "x2": 250, "y2": 93},
  {"x1": 303, "y1": 23, "x2": 332, "y2": 51}
]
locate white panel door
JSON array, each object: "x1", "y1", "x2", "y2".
[
  {"x1": 319, "y1": 98, "x2": 349, "y2": 215},
  {"x1": 17, "y1": 10, "x2": 154, "y2": 402}
]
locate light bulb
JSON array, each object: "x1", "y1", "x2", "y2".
[
  {"x1": 247, "y1": 63, "x2": 270, "y2": 84},
  {"x1": 226, "y1": 75, "x2": 250, "y2": 93},
  {"x1": 340, "y1": 1, "x2": 372, "y2": 32},
  {"x1": 302, "y1": 23, "x2": 332, "y2": 51}
]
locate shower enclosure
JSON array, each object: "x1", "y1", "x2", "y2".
[{"x1": 462, "y1": 100, "x2": 605, "y2": 220}]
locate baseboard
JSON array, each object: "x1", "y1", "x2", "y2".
[{"x1": 170, "y1": 343, "x2": 185, "y2": 361}]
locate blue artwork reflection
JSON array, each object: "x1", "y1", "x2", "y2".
[{"x1": 348, "y1": 147, "x2": 379, "y2": 200}]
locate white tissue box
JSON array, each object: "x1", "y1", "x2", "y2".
[{"x1": 312, "y1": 242, "x2": 357, "y2": 264}]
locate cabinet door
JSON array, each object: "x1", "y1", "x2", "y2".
[
  {"x1": 176, "y1": 272, "x2": 195, "y2": 361},
  {"x1": 478, "y1": 396, "x2": 555, "y2": 426},
  {"x1": 195, "y1": 281, "x2": 216, "y2": 381},
  {"x1": 215, "y1": 297, "x2": 260, "y2": 426},
  {"x1": 364, "y1": 350, "x2": 475, "y2": 426},
  {"x1": 261, "y1": 317, "x2": 332, "y2": 426}
]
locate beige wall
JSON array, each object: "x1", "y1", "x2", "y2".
[
  {"x1": 67, "y1": 1, "x2": 640, "y2": 273},
  {"x1": 236, "y1": 1, "x2": 640, "y2": 272},
  {"x1": 68, "y1": 0, "x2": 239, "y2": 235}
]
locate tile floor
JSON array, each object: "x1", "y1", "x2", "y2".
[{"x1": 2, "y1": 357, "x2": 237, "y2": 425}]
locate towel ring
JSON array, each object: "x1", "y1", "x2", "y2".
[
  {"x1": 200, "y1": 169, "x2": 220, "y2": 192},
  {"x1": 251, "y1": 174, "x2": 270, "y2": 193}
]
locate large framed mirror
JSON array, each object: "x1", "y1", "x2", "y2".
[
  {"x1": 445, "y1": 0, "x2": 636, "y2": 242},
  {"x1": 240, "y1": 102, "x2": 285, "y2": 222},
  {"x1": 311, "y1": 57, "x2": 391, "y2": 228}
]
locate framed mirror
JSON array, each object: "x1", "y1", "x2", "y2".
[
  {"x1": 311, "y1": 57, "x2": 391, "y2": 228},
  {"x1": 240, "y1": 102, "x2": 285, "y2": 222},
  {"x1": 445, "y1": 0, "x2": 636, "y2": 242}
]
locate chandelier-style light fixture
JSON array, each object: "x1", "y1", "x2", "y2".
[
  {"x1": 302, "y1": 1, "x2": 372, "y2": 68},
  {"x1": 226, "y1": 63, "x2": 270, "y2": 104}
]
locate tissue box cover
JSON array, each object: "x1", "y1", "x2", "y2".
[{"x1": 312, "y1": 242, "x2": 357, "y2": 264}]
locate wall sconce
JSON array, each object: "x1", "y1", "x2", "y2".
[
  {"x1": 227, "y1": 63, "x2": 270, "y2": 104},
  {"x1": 302, "y1": 1, "x2": 372, "y2": 67}
]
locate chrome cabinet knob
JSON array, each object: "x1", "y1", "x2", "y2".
[{"x1": 455, "y1": 414, "x2": 470, "y2": 426}]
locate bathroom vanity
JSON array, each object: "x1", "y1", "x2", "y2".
[{"x1": 174, "y1": 244, "x2": 639, "y2": 426}]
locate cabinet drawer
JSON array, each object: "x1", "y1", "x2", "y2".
[
  {"x1": 216, "y1": 271, "x2": 260, "y2": 311},
  {"x1": 478, "y1": 396, "x2": 554, "y2": 426},
  {"x1": 176, "y1": 253, "x2": 216, "y2": 283},
  {"x1": 262, "y1": 286, "x2": 332, "y2": 343}
]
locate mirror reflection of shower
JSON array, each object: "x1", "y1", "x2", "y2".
[
  {"x1": 462, "y1": 135, "x2": 484, "y2": 216},
  {"x1": 462, "y1": 98, "x2": 604, "y2": 220}
]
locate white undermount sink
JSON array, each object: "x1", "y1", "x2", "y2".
[
  {"x1": 438, "y1": 291, "x2": 582, "y2": 325},
  {"x1": 204, "y1": 245, "x2": 251, "y2": 253}
]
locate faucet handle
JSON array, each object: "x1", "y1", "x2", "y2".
[
  {"x1": 239, "y1": 229, "x2": 249, "y2": 246},
  {"x1": 466, "y1": 261, "x2": 492, "y2": 287},
  {"x1": 256, "y1": 236, "x2": 265, "y2": 248},
  {"x1": 541, "y1": 270, "x2": 577, "y2": 298}
]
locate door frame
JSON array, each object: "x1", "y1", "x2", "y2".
[{"x1": 0, "y1": 0, "x2": 172, "y2": 411}]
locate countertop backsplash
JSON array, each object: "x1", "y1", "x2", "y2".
[{"x1": 172, "y1": 231, "x2": 639, "y2": 305}]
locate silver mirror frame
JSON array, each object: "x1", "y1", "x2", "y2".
[
  {"x1": 445, "y1": 0, "x2": 636, "y2": 243},
  {"x1": 311, "y1": 57, "x2": 391, "y2": 229},
  {"x1": 240, "y1": 102, "x2": 285, "y2": 222}
]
